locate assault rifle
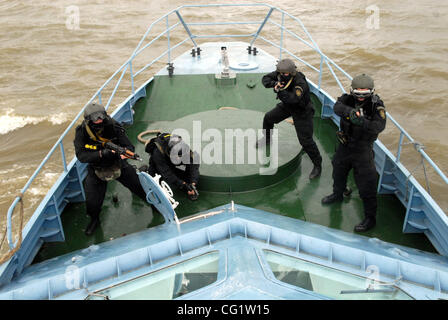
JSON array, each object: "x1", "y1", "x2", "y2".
[{"x1": 103, "y1": 141, "x2": 142, "y2": 161}]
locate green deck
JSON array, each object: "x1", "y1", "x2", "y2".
[
  {"x1": 147, "y1": 108, "x2": 303, "y2": 192},
  {"x1": 34, "y1": 73, "x2": 436, "y2": 263}
]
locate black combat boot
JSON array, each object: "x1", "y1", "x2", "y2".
[
  {"x1": 255, "y1": 136, "x2": 271, "y2": 148},
  {"x1": 343, "y1": 187, "x2": 352, "y2": 197},
  {"x1": 85, "y1": 218, "x2": 100, "y2": 236},
  {"x1": 354, "y1": 217, "x2": 376, "y2": 232},
  {"x1": 321, "y1": 193, "x2": 343, "y2": 204},
  {"x1": 309, "y1": 164, "x2": 322, "y2": 179}
]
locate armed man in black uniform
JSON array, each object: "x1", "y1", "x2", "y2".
[
  {"x1": 74, "y1": 102, "x2": 147, "y2": 236},
  {"x1": 143, "y1": 133, "x2": 200, "y2": 201},
  {"x1": 321, "y1": 74, "x2": 386, "y2": 232},
  {"x1": 257, "y1": 59, "x2": 322, "y2": 179}
]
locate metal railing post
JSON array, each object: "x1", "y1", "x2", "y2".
[
  {"x1": 175, "y1": 10, "x2": 197, "y2": 48},
  {"x1": 129, "y1": 60, "x2": 135, "y2": 95},
  {"x1": 6, "y1": 198, "x2": 20, "y2": 249},
  {"x1": 105, "y1": 64, "x2": 129, "y2": 111},
  {"x1": 325, "y1": 59, "x2": 346, "y2": 93},
  {"x1": 396, "y1": 132, "x2": 404, "y2": 163},
  {"x1": 388, "y1": 114, "x2": 448, "y2": 184},
  {"x1": 59, "y1": 142, "x2": 68, "y2": 172},
  {"x1": 318, "y1": 56, "x2": 324, "y2": 90},
  {"x1": 250, "y1": 7, "x2": 274, "y2": 47}
]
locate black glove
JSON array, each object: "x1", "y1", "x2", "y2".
[
  {"x1": 101, "y1": 148, "x2": 119, "y2": 161},
  {"x1": 187, "y1": 183, "x2": 199, "y2": 201},
  {"x1": 179, "y1": 182, "x2": 189, "y2": 191},
  {"x1": 180, "y1": 182, "x2": 199, "y2": 200}
]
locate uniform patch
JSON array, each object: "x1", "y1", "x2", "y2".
[
  {"x1": 377, "y1": 107, "x2": 386, "y2": 119},
  {"x1": 295, "y1": 86, "x2": 303, "y2": 97}
]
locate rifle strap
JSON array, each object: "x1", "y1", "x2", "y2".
[
  {"x1": 277, "y1": 77, "x2": 293, "y2": 91},
  {"x1": 154, "y1": 141, "x2": 169, "y2": 157},
  {"x1": 152, "y1": 133, "x2": 172, "y2": 157},
  {"x1": 85, "y1": 122, "x2": 110, "y2": 145}
]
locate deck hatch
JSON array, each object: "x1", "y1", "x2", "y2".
[
  {"x1": 87, "y1": 251, "x2": 219, "y2": 300},
  {"x1": 264, "y1": 250, "x2": 413, "y2": 300}
]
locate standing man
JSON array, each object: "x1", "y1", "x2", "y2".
[
  {"x1": 257, "y1": 59, "x2": 322, "y2": 179},
  {"x1": 74, "y1": 102, "x2": 147, "y2": 235},
  {"x1": 321, "y1": 74, "x2": 386, "y2": 232}
]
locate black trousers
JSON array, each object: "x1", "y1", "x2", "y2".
[
  {"x1": 332, "y1": 144, "x2": 378, "y2": 218},
  {"x1": 84, "y1": 162, "x2": 147, "y2": 220},
  {"x1": 263, "y1": 102, "x2": 322, "y2": 166}
]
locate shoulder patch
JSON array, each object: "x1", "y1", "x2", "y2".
[
  {"x1": 295, "y1": 86, "x2": 303, "y2": 97},
  {"x1": 377, "y1": 106, "x2": 386, "y2": 119}
]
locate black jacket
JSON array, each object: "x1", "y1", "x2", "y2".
[
  {"x1": 334, "y1": 94, "x2": 386, "y2": 148},
  {"x1": 74, "y1": 117, "x2": 134, "y2": 168},
  {"x1": 145, "y1": 134, "x2": 199, "y2": 189},
  {"x1": 262, "y1": 71, "x2": 313, "y2": 113}
]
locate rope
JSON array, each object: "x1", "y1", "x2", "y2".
[
  {"x1": 137, "y1": 129, "x2": 161, "y2": 144},
  {"x1": 0, "y1": 193, "x2": 24, "y2": 265}
]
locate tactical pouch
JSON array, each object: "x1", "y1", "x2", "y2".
[
  {"x1": 94, "y1": 162, "x2": 121, "y2": 181},
  {"x1": 336, "y1": 130, "x2": 348, "y2": 146}
]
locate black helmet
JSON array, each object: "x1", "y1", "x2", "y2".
[
  {"x1": 84, "y1": 102, "x2": 107, "y2": 122},
  {"x1": 350, "y1": 74, "x2": 375, "y2": 99},
  {"x1": 167, "y1": 134, "x2": 182, "y2": 151},
  {"x1": 276, "y1": 59, "x2": 297, "y2": 76},
  {"x1": 168, "y1": 134, "x2": 191, "y2": 165}
]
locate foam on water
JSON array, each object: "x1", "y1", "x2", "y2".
[{"x1": 0, "y1": 108, "x2": 69, "y2": 135}]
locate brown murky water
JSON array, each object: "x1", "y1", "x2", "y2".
[{"x1": 1, "y1": 0, "x2": 447, "y2": 254}]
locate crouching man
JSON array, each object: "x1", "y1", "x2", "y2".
[{"x1": 143, "y1": 132, "x2": 200, "y2": 201}]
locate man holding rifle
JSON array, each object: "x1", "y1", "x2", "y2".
[
  {"x1": 74, "y1": 102, "x2": 146, "y2": 235},
  {"x1": 257, "y1": 59, "x2": 322, "y2": 180},
  {"x1": 321, "y1": 74, "x2": 386, "y2": 232}
]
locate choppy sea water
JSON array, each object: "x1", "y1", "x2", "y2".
[{"x1": 1, "y1": 0, "x2": 447, "y2": 253}]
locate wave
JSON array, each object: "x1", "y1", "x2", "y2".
[{"x1": 0, "y1": 108, "x2": 70, "y2": 135}]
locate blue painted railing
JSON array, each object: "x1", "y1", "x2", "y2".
[{"x1": 2, "y1": 3, "x2": 447, "y2": 276}]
